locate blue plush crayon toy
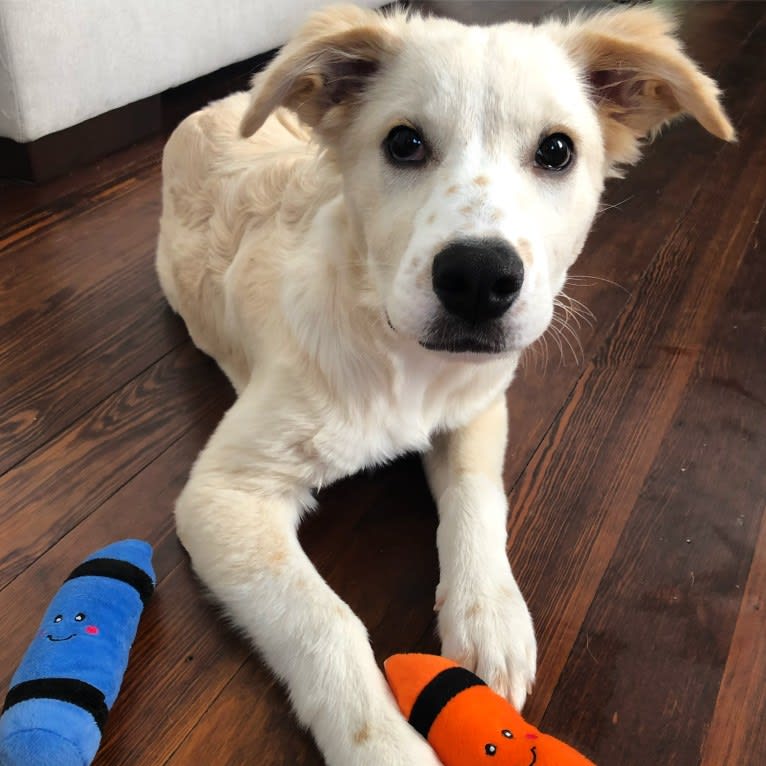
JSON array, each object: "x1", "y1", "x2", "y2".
[{"x1": 0, "y1": 540, "x2": 155, "y2": 766}]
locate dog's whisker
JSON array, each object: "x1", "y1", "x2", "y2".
[
  {"x1": 548, "y1": 320, "x2": 568, "y2": 361},
  {"x1": 566, "y1": 273, "x2": 630, "y2": 294},
  {"x1": 559, "y1": 287, "x2": 596, "y2": 318},
  {"x1": 553, "y1": 321, "x2": 582, "y2": 366},
  {"x1": 546, "y1": 321, "x2": 566, "y2": 363},
  {"x1": 564, "y1": 298, "x2": 596, "y2": 324},
  {"x1": 529, "y1": 334, "x2": 547, "y2": 375},
  {"x1": 540, "y1": 333, "x2": 548, "y2": 373},
  {"x1": 549, "y1": 299, "x2": 587, "y2": 366},
  {"x1": 553, "y1": 304, "x2": 580, "y2": 333},
  {"x1": 526, "y1": 332, "x2": 550, "y2": 375},
  {"x1": 559, "y1": 319, "x2": 585, "y2": 365},
  {"x1": 540, "y1": 333, "x2": 550, "y2": 374},
  {"x1": 519, "y1": 344, "x2": 531, "y2": 373},
  {"x1": 555, "y1": 293, "x2": 592, "y2": 327},
  {"x1": 553, "y1": 299, "x2": 584, "y2": 330},
  {"x1": 597, "y1": 195, "x2": 634, "y2": 214}
]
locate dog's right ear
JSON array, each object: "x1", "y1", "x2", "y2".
[
  {"x1": 240, "y1": 5, "x2": 401, "y2": 139},
  {"x1": 548, "y1": 5, "x2": 735, "y2": 175}
]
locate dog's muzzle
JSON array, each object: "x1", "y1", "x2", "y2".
[
  {"x1": 423, "y1": 237, "x2": 523, "y2": 354},
  {"x1": 432, "y1": 237, "x2": 524, "y2": 323}
]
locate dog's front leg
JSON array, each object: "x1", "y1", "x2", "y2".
[
  {"x1": 175, "y1": 388, "x2": 441, "y2": 766},
  {"x1": 423, "y1": 395, "x2": 537, "y2": 710}
]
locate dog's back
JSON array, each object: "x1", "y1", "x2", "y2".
[{"x1": 156, "y1": 92, "x2": 322, "y2": 390}]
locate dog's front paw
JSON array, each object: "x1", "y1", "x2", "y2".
[{"x1": 437, "y1": 571, "x2": 537, "y2": 711}]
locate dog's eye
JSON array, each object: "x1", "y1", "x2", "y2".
[
  {"x1": 384, "y1": 125, "x2": 427, "y2": 165},
  {"x1": 535, "y1": 133, "x2": 574, "y2": 171}
]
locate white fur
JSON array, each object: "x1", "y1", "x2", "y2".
[{"x1": 156, "y1": 5, "x2": 731, "y2": 764}]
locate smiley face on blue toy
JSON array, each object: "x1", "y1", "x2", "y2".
[{"x1": 42, "y1": 611, "x2": 100, "y2": 643}]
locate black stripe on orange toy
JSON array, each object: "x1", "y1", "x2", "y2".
[{"x1": 384, "y1": 654, "x2": 595, "y2": 766}]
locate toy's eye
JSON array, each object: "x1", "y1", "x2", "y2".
[
  {"x1": 485, "y1": 743, "x2": 497, "y2": 756},
  {"x1": 74, "y1": 613, "x2": 85, "y2": 622},
  {"x1": 502, "y1": 729, "x2": 513, "y2": 739},
  {"x1": 53, "y1": 615, "x2": 63, "y2": 623}
]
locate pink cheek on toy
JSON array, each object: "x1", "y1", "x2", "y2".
[
  {"x1": 525, "y1": 734, "x2": 538, "y2": 740},
  {"x1": 85, "y1": 625, "x2": 99, "y2": 636}
]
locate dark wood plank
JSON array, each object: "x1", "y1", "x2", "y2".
[
  {"x1": 0, "y1": 342, "x2": 227, "y2": 588},
  {"x1": 541, "y1": 178, "x2": 766, "y2": 764},
  {"x1": 0, "y1": 138, "x2": 163, "y2": 235},
  {"x1": 0, "y1": 147, "x2": 161, "y2": 255},
  {"x1": 0, "y1": 177, "x2": 186, "y2": 473},
  {"x1": 164, "y1": 656, "x2": 323, "y2": 766},
  {"x1": 700, "y1": 510, "x2": 766, "y2": 765}
]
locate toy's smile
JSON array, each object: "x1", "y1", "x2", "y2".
[
  {"x1": 46, "y1": 634, "x2": 75, "y2": 642},
  {"x1": 529, "y1": 746, "x2": 537, "y2": 766}
]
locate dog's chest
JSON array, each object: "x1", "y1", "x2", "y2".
[
  {"x1": 314, "y1": 408, "x2": 431, "y2": 481},
  {"x1": 312, "y1": 351, "x2": 513, "y2": 481}
]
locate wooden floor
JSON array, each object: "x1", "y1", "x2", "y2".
[{"x1": 1, "y1": 2, "x2": 765, "y2": 764}]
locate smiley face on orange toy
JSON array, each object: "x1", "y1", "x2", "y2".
[{"x1": 384, "y1": 654, "x2": 595, "y2": 766}]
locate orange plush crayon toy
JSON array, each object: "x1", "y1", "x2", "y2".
[{"x1": 384, "y1": 654, "x2": 594, "y2": 766}]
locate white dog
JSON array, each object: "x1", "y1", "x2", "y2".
[{"x1": 156, "y1": 4, "x2": 733, "y2": 764}]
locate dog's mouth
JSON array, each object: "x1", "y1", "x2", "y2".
[
  {"x1": 420, "y1": 336, "x2": 504, "y2": 354},
  {"x1": 420, "y1": 316, "x2": 506, "y2": 355},
  {"x1": 46, "y1": 634, "x2": 75, "y2": 642}
]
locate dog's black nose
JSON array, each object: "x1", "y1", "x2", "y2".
[{"x1": 432, "y1": 238, "x2": 524, "y2": 323}]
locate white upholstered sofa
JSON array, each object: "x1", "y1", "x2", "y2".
[
  {"x1": 0, "y1": 0, "x2": 387, "y2": 181},
  {"x1": 0, "y1": 0, "x2": 381, "y2": 144}
]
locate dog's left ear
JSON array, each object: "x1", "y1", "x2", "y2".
[
  {"x1": 240, "y1": 4, "x2": 401, "y2": 140},
  {"x1": 549, "y1": 6, "x2": 735, "y2": 174}
]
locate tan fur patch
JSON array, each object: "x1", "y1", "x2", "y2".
[
  {"x1": 516, "y1": 238, "x2": 534, "y2": 267},
  {"x1": 465, "y1": 602, "x2": 482, "y2": 619},
  {"x1": 268, "y1": 549, "x2": 287, "y2": 568},
  {"x1": 446, "y1": 185, "x2": 459, "y2": 195},
  {"x1": 353, "y1": 724, "x2": 371, "y2": 744},
  {"x1": 473, "y1": 175, "x2": 490, "y2": 187}
]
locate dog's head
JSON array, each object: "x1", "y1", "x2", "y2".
[{"x1": 241, "y1": 4, "x2": 733, "y2": 357}]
